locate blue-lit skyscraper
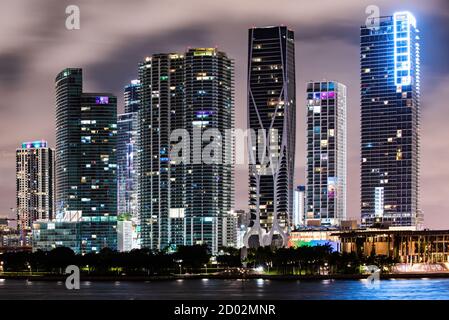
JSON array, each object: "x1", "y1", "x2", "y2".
[
  {"x1": 117, "y1": 80, "x2": 140, "y2": 250},
  {"x1": 360, "y1": 12, "x2": 422, "y2": 228},
  {"x1": 55, "y1": 68, "x2": 118, "y2": 253}
]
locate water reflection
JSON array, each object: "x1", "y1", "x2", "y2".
[{"x1": 0, "y1": 278, "x2": 448, "y2": 300}]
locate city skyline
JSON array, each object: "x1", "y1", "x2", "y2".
[{"x1": 1, "y1": 0, "x2": 449, "y2": 228}]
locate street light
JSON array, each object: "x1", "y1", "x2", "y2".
[{"x1": 175, "y1": 259, "x2": 183, "y2": 275}]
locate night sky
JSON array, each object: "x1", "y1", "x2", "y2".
[{"x1": 1, "y1": 0, "x2": 448, "y2": 228}]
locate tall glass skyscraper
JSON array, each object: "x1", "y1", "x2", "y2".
[
  {"x1": 244, "y1": 26, "x2": 296, "y2": 248},
  {"x1": 16, "y1": 140, "x2": 54, "y2": 232},
  {"x1": 139, "y1": 53, "x2": 185, "y2": 251},
  {"x1": 55, "y1": 68, "x2": 118, "y2": 253},
  {"x1": 360, "y1": 12, "x2": 422, "y2": 228},
  {"x1": 184, "y1": 48, "x2": 234, "y2": 254},
  {"x1": 138, "y1": 49, "x2": 234, "y2": 254},
  {"x1": 55, "y1": 68, "x2": 82, "y2": 218},
  {"x1": 306, "y1": 81, "x2": 347, "y2": 227},
  {"x1": 117, "y1": 80, "x2": 140, "y2": 249}
]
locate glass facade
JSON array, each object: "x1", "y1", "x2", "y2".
[
  {"x1": 55, "y1": 68, "x2": 118, "y2": 253},
  {"x1": 32, "y1": 221, "x2": 80, "y2": 253},
  {"x1": 139, "y1": 53, "x2": 186, "y2": 251},
  {"x1": 360, "y1": 12, "x2": 422, "y2": 228},
  {"x1": 117, "y1": 80, "x2": 141, "y2": 249},
  {"x1": 55, "y1": 68, "x2": 83, "y2": 219},
  {"x1": 185, "y1": 48, "x2": 234, "y2": 254},
  {"x1": 117, "y1": 113, "x2": 138, "y2": 219},
  {"x1": 245, "y1": 26, "x2": 296, "y2": 248},
  {"x1": 306, "y1": 81, "x2": 347, "y2": 226},
  {"x1": 138, "y1": 49, "x2": 234, "y2": 254},
  {"x1": 79, "y1": 93, "x2": 118, "y2": 253}
]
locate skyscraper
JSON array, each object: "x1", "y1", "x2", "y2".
[
  {"x1": 244, "y1": 26, "x2": 296, "y2": 248},
  {"x1": 184, "y1": 48, "x2": 234, "y2": 254},
  {"x1": 55, "y1": 68, "x2": 82, "y2": 219},
  {"x1": 55, "y1": 68, "x2": 118, "y2": 253},
  {"x1": 306, "y1": 81, "x2": 347, "y2": 227},
  {"x1": 117, "y1": 80, "x2": 141, "y2": 248},
  {"x1": 139, "y1": 53, "x2": 186, "y2": 251},
  {"x1": 138, "y1": 49, "x2": 234, "y2": 254},
  {"x1": 16, "y1": 140, "x2": 54, "y2": 233},
  {"x1": 360, "y1": 12, "x2": 422, "y2": 228},
  {"x1": 124, "y1": 79, "x2": 141, "y2": 113}
]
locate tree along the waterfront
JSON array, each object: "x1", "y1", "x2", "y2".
[{"x1": 0, "y1": 244, "x2": 398, "y2": 275}]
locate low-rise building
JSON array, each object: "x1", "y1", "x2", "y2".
[
  {"x1": 288, "y1": 227, "x2": 341, "y2": 252},
  {"x1": 338, "y1": 229, "x2": 449, "y2": 264},
  {"x1": 117, "y1": 220, "x2": 133, "y2": 252},
  {"x1": 32, "y1": 220, "x2": 80, "y2": 253},
  {"x1": 0, "y1": 225, "x2": 31, "y2": 253}
]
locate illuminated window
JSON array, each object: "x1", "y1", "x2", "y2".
[
  {"x1": 320, "y1": 140, "x2": 328, "y2": 148},
  {"x1": 396, "y1": 148, "x2": 402, "y2": 160}
]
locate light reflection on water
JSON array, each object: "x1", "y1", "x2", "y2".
[{"x1": 0, "y1": 278, "x2": 448, "y2": 300}]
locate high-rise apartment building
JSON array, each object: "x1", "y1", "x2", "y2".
[
  {"x1": 244, "y1": 26, "x2": 296, "y2": 248},
  {"x1": 138, "y1": 49, "x2": 234, "y2": 254},
  {"x1": 16, "y1": 140, "x2": 54, "y2": 232},
  {"x1": 55, "y1": 68, "x2": 118, "y2": 253},
  {"x1": 184, "y1": 48, "x2": 234, "y2": 254},
  {"x1": 139, "y1": 53, "x2": 186, "y2": 251},
  {"x1": 360, "y1": 12, "x2": 422, "y2": 228},
  {"x1": 306, "y1": 81, "x2": 347, "y2": 226}
]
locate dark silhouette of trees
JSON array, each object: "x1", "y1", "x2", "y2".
[
  {"x1": 2, "y1": 251, "x2": 32, "y2": 272},
  {"x1": 47, "y1": 247, "x2": 76, "y2": 273},
  {"x1": 0, "y1": 244, "x2": 398, "y2": 276},
  {"x1": 174, "y1": 245, "x2": 210, "y2": 273},
  {"x1": 216, "y1": 247, "x2": 241, "y2": 268}
]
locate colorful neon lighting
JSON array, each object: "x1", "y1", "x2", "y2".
[
  {"x1": 22, "y1": 140, "x2": 47, "y2": 149},
  {"x1": 95, "y1": 96, "x2": 109, "y2": 104}
]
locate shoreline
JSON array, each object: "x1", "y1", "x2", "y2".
[{"x1": 2, "y1": 272, "x2": 449, "y2": 282}]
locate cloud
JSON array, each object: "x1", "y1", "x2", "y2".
[{"x1": 0, "y1": 0, "x2": 448, "y2": 228}]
